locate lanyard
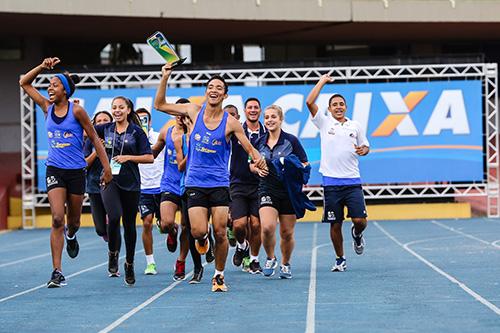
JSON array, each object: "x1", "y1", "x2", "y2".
[{"x1": 110, "y1": 124, "x2": 126, "y2": 160}]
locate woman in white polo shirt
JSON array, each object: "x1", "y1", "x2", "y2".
[{"x1": 306, "y1": 74, "x2": 369, "y2": 272}]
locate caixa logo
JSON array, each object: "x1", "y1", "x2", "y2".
[{"x1": 278, "y1": 89, "x2": 473, "y2": 139}]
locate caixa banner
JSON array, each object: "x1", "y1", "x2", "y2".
[{"x1": 36, "y1": 80, "x2": 483, "y2": 191}]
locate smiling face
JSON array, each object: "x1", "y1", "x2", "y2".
[
  {"x1": 245, "y1": 100, "x2": 261, "y2": 124},
  {"x1": 111, "y1": 98, "x2": 131, "y2": 123},
  {"x1": 327, "y1": 96, "x2": 347, "y2": 122},
  {"x1": 264, "y1": 107, "x2": 283, "y2": 133},
  {"x1": 205, "y1": 78, "x2": 227, "y2": 107},
  {"x1": 47, "y1": 77, "x2": 67, "y2": 104}
]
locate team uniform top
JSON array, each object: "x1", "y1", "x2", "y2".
[
  {"x1": 160, "y1": 126, "x2": 184, "y2": 196},
  {"x1": 230, "y1": 122, "x2": 265, "y2": 186},
  {"x1": 185, "y1": 106, "x2": 231, "y2": 188},
  {"x1": 95, "y1": 122, "x2": 151, "y2": 192},
  {"x1": 139, "y1": 128, "x2": 164, "y2": 194},
  {"x1": 311, "y1": 111, "x2": 369, "y2": 186},
  {"x1": 45, "y1": 101, "x2": 86, "y2": 170},
  {"x1": 83, "y1": 138, "x2": 102, "y2": 194},
  {"x1": 255, "y1": 130, "x2": 308, "y2": 198}
]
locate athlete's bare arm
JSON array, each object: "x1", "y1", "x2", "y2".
[
  {"x1": 227, "y1": 115, "x2": 266, "y2": 170},
  {"x1": 151, "y1": 123, "x2": 168, "y2": 158},
  {"x1": 306, "y1": 74, "x2": 334, "y2": 117}
]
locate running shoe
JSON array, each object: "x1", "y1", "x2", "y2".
[
  {"x1": 232, "y1": 241, "x2": 249, "y2": 267},
  {"x1": 108, "y1": 251, "x2": 120, "y2": 277},
  {"x1": 211, "y1": 274, "x2": 228, "y2": 292},
  {"x1": 331, "y1": 257, "x2": 347, "y2": 272},
  {"x1": 351, "y1": 225, "x2": 365, "y2": 255},
  {"x1": 195, "y1": 237, "x2": 210, "y2": 255},
  {"x1": 249, "y1": 259, "x2": 263, "y2": 275},
  {"x1": 166, "y1": 224, "x2": 178, "y2": 253},
  {"x1": 47, "y1": 269, "x2": 66, "y2": 288},
  {"x1": 279, "y1": 263, "x2": 292, "y2": 279},
  {"x1": 241, "y1": 256, "x2": 251, "y2": 272},
  {"x1": 263, "y1": 257, "x2": 278, "y2": 277},
  {"x1": 124, "y1": 262, "x2": 135, "y2": 286},
  {"x1": 173, "y1": 260, "x2": 186, "y2": 281},
  {"x1": 144, "y1": 263, "x2": 157, "y2": 275},
  {"x1": 205, "y1": 231, "x2": 215, "y2": 263},
  {"x1": 227, "y1": 227, "x2": 236, "y2": 247},
  {"x1": 64, "y1": 226, "x2": 79, "y2": 259},
  {"x1": 189, "y1": 267, "x2": 204, "y2": 284}
]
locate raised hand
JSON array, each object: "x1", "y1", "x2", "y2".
[
  {"x1": 161, "y1": 63, "x2": 173, "y2": 78},
  {"x1": 320, "y1": 74, "x2": 334, "y2": 84},
  {"x1": 40, "y1": 57, "x2": 61, "y2": 70}
]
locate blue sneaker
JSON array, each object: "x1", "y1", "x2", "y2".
[
  {"x1": 279, "y1": 264, "x2": 292, "y2": 279},
  {"x1": 331, "y1": 257, "x2": 347, "y2": 272},
  {"x1": 262, "y1": 257, "x2": 277, "y2": 277}
]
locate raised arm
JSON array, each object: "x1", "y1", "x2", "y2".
[
  {"x1": 305, "y1": 74, "x2": 334, "y2": 117},
  {"x1": 154, "y1": 64, "x2": 200, "y2": 119},
  {"x1": 73, "y1": 105, "x2": 112, "y2": 184},
  {"x1": 19, "y1": 57, "x2": 61, "y2": 113}
]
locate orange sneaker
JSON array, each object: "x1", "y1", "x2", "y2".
[
  {"x1": 211, "y1": 274, "x2": 227, "y2": 292},
  {"x1": 195, "y1": 237, "x2": 210, "y2": 255}
]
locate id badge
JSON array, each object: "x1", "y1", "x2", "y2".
[{"x1": 110, "y1": 160, "x2": 122, "y2": 175}]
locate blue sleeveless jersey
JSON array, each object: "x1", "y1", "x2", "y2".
[
  {"x1": 46, "y1": 102, "x2": 86, "y2": 169},
  {"x1": 185, "y1": 106, "x2": 230, "y2": 188},
  {"x1": 160, "y1": 126, "x2": 182, "y2": 195}
]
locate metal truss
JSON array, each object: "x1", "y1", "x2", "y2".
[{"x1": 21, "y1": 63, "x2": 499, "y2": 227}]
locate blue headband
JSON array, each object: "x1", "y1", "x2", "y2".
[{"x1": 54, "y1": 74, "x2": 72, "y2": 98}]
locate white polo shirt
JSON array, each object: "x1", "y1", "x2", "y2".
[
  {"x1": 139, "y1": 128, "x2": 165, "y2": 192},
  {"x1": 311, "y1": 110, "x2": 369, "y2": 184}
]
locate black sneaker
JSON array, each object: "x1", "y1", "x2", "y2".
[
  {"x1": 351, "y1": 225, "x2": 365, "y2": 255},
  {"x1": 124, "y1": 262, "x2": 135, "y2": 286},
  {"x1": 47, "y1": 269, "x2": 66, "y2": 288},
  {"x1": 64, "y1": 227, "x2": 79, "y2": 259},
  {"x1": 232, "y1": 242, "x2": 249, "y2": 267},
  {"x1": 189, "y1": 266, "x2": 204, "y2": 284},
  {"x1": 108, "y1": 251, "x2": 120, "y2": 277},
  {"x1": 249, "y1": 259, "x2": 263, "y2": 275}
]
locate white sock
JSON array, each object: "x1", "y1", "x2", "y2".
[
  {"x1": 237, "y1": 240, "x2": 248, "y2": 250},
  {"x1": 145, "y1": 254, "x2": 155, "y2": 265},
  {"x1": 214, "y1": 269, "x2": 224, "y2": 277},
  {"x1": 250, "y1": 255, "x2": 259, "y2": 262}
]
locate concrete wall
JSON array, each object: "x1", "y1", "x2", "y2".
[
  {"x1": 2, "y1": 0, "x2": 500, "y2": 23},
  {"x1": 0, "y1": 37, "x2": 43, "y2": 152}
]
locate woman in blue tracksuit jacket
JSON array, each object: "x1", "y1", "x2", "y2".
[{"x1": 252, "y1": 104, "x2": 309, "y2": 280}]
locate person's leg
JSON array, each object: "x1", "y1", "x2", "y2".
[
  {"x1": 65, "y1": 193, "x2": 84, "y2": 258},
  {"x1": 259, "y1": 206, "x2": 279, "y2": 260},
  {"x1": 211, "y1": 206, "x2": 230, "y2": 272},
  {"x1": 160, "y1": 199, "x2": 179, "y2": 252},
  {"x1": 248, "y1": 215, "x2": 261, "y2": 258},
  {"x1": 89, "y1": 193, "x2": 107, "y2": 237},
  {"x1": 48, "y1": 188, "x2": 67, "y2": 271},
  {"x1": 330, "y1": 222, "x2": 344, "y2": 257},
  {"x1": 121, "y1": 190, "x2": 140, "y2": 265},
  {"x1": 101, "y1": 182, "x2": 123, "y2": 255},
  {"x1": 278, "y1": 214, "x2": 297, "y2": 265},
  {"x1": 141, "y1": 213, "x2": 154, "y2": 256}
]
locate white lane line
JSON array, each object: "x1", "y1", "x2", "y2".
[
  {"x1": 0, "y1": 249, "x2": 145, "y2": 303},
  {"x1": 374, "y1": 222, "x2": 500, "y2": 316},
  {"x1": 99, "y1": 262, "x2": 208, "y2": 333},
  {"x1": 492, "y1": 240, "x2": 500, "y2": 247},
  {"x1": 306, "y1": 223, "x2": 331, "y2": 333},
  {"x1": 0, "y1": 239, "x2": 102, "y2": 268},
  {"x1": 431, "y1": 220, "x2": 500, "y2": 249},
  {"x1": 0, "y1": 230, "x2": 12, "y2": 235}
]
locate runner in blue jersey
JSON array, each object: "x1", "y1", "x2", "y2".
[
  {"x1": 20, "y1": 57, "x2": 112, "y2": 288},
  {"x1": 154, "y1": 63, "x2": 267, "y2": 292}
]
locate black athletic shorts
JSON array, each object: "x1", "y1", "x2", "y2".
[
  {"x1": 259, "y1": 191, "x2": 295, "y2": 216},
  {"x1": 322, "y1": 185, "x2": 367, "y2": 223},
  {"x1": 45, "y1": 165, "x2": 86, "y2": 195},
  {"x1": 138, "y1": 193, "x2": 161, "y2": 219},
  {"x1": 160, "y1": 191, "x2": 182, "y2": 207},
  {"x1": 185, "y1": 186, "x2": 230, "y2": 209},
  {"x1": 230, "y1": 183, "x2": 259, "y2": 219}
]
